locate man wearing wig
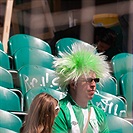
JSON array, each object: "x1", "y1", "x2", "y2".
[{"x1": 52, "y1": 42, "x2": 111, "y2": 133}]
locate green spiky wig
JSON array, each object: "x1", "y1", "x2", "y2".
[{"x1": 53, "y1": 42, "x2": 111, "y2": 91}]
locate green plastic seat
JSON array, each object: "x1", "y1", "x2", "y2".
[
  {"x1": 24, "y1": 86, "x2": 66, "y2": 111},
  {"x1": 0, "y1": 127, "x2": 17, "y2": 133},
  {"x1": 0, "y1": 50, "x2": 10, "y2": 69},
  {"x1": 18, "y1": 65, "x2": 59, "y2": 95},
  {"x1": 106, "y1": 114, "x2": 133, "y2": 133},
  {"x1": 0, "y1": 109, "x2": 22, "y2": 132},
  {"x1": 55, "y1": 37, "x2": 93, "y2": 56},
  {"x1": 111, "y1": 53, "x2": 133, "y2": 95},
  {"x1": 92, "y1": 90, "x2": 127, "y2": 118},
  {"x1": 8, "y1": 34, "x2": 52, "y2": 56},
  {"x1": 0, "y1": 86, "x2": 21, "y2": 111},
  {"x1": 13, "y1": 47, "x2": 54, "y2": 70},
  {"x1": 0, "y1": 66, "x2": 14, "y2": 88},
  {"x1": 120, "y1": 71, "x2": 133, "y2": 118},
  {"x1": 0, "y1": 67, "x2": 23, "y2": 111},
  {"x1": 0, "y1": 41, "x2": 4, "y2": 51},
  {"x1": 96, "y1": 77, "x2": 117, "y2": 95}
]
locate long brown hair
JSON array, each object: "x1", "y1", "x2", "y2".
[{"x1": 20, "y1": 93, "x2": 59, "y2": 133}]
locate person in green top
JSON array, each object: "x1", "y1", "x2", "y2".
[{"x1": 52, "y1": 42, "x2": 111, "y2": 133}]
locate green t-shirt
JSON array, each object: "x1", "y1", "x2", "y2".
[{"x1": 52, "y1": 94, "x2": 109, "y2": 133}]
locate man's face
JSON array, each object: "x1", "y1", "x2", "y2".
[
  {"x1": 76, "y1": 71, "x2": 99, "y2": 100},
  {"x1": 97, "y1": 41, "x2": 110, "y2": 52}
]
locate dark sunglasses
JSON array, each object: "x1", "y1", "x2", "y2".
[{"x1": 82, "y1": 78, "x2": 100, "y2": 83}]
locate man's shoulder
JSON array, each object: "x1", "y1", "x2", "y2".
[
  {"x1": 90, "y1": 102, "x2": 106, "y2": 115},
  {"x1": 59, "y1": 96, "x2": 69, "y2": 107}
]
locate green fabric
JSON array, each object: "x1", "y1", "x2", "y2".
[{"x1": 52, "y1": 95, "x2": 109, "y2": 133}]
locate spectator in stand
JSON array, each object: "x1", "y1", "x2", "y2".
[
  {"x1": 52, "y1": 42, "x2": 111, "y2": 133},
  {"x1": 20, "y1": 93, "x2": 60, "y2": 133},
  {"x1": 95, "y1": 27, "x2": 121, "y2": 61}
]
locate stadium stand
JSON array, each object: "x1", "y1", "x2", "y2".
[
  {"x1": 111, "y1": 53, "x2": 133, "y2": 95},
  {"x1": 107, "y1": 114, "x2": 133, "y2": 133},
  {"x1": 0, "y1": 41, "x2": 4, "y2": 51},
  {"x1": 0, "y1": 127, "x2": 17, "y2": 133},
  {"x1": 0, "y1": 50, "x2": 10, "y2": 69},
  {"x1": 18, "y1": 65, "x2": 59, "y2": 95},
  {"x1": 24, "y1": 86, "x2": 66, "y2": 111},
  {"x1": 0, "y1": 109, "x2": 22, "y2": 132},
  {"x1": 92, "y1": 90, "x2": 127, "y2": 118},
  {"x1": 120, "y1": 71, "x2": 133, "y2": 118},
  {"x1": 8, "y1": 34, "x2": 52, "y2": 56},
  {"x1": 0, "y1": 86, "x2": 21, "y2": 112},
  {"x1": 55, "y1": 37, "x2": 92, "y2": 56},
  {"x1": 13, "y1": 47, "x2": 55, "y2": 70},
  {"x1": 96, "y1": 77, "x2": 117, "y2": 95}
]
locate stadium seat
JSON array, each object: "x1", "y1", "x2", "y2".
[
  {"x1": 0, "y1": 66, "x2": 14, "y2": 88},
  {"x1": 0, "y1": 67, "x2": 23, "y2": 111},
  {"x1": 111, "y1": 53, "x2": 133, "y2": 95},
  {"x1": 107, "y1": 114, "x2": 133, "y2": 133},
  {"x1": 0, "y1": 50, "x2": 10, "y2": 69},
  {"x1": 55, "y1": 37, "x2": 93, "y2": 56},
  {"x1": 0, "y1": 127, "x2": 17, "y2": 133},
  {"x1": 18, "y1": 65, "x2": 59, "y2": 95},
  {"x1": 13, "y1": 47, "x2": 54, "y2": 70},
  {"x1": 0, "y1": 109, "x2": 22, "y2": 132},
  {"x1": 0, "y1": 86, "x2": 21, "y2": 111},
  {"x1": 92, "y1": 90, "x2": 127, "y2": 118},
  {"x1": 120, "y1": 71, "x2": 133, "y2": 118},
  {"x1": 0, "y1": 41, "x2": 4, "y2": 51},
  {"x1": 24, "y1": 86, "x2": 66, "y2": 111},
  {"x1": 96, "y1": 77, "x2": 117, "y2": 95},
  {"x1": 8, "y1": 34, "x2": 52, "y2": 56}
]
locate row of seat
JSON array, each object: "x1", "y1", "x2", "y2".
[
  {"x1": 13, "y1": 48, "x2": 54, "y2": 71},
  {"x1": 0, "y1": 65, "x2": 59, "y2": 110},
  {"x1": 0, "y1": 33, "x2": 53, "y2": 71},
  {"x1": 0, "y1": 46, "x2": 54, "y2": 71},
  {"x1": 0, "y1": 83, "x2": 128, "y2": 120},
  {"x1": 0, "y1": 68, "x2": 128, "y2": 117},
  {"x1": 8, "y1": 34, "x2": 52, "y2": 56}
]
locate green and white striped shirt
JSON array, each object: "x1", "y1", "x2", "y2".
[{"x1": 52, "y1": 94, "x2": 109, "y2": 133}]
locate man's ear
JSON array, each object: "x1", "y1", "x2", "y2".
[{"x1": 69, "y1": 80, "x2": 75, "y2": 89}]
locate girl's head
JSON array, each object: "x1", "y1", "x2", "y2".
[{"x1": 21, "y1": 93, "x2": 60, "y2": 133}]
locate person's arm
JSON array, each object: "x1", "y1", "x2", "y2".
[{"x1": 52, "y1": 108, "x2": 70, "y2": 133}]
